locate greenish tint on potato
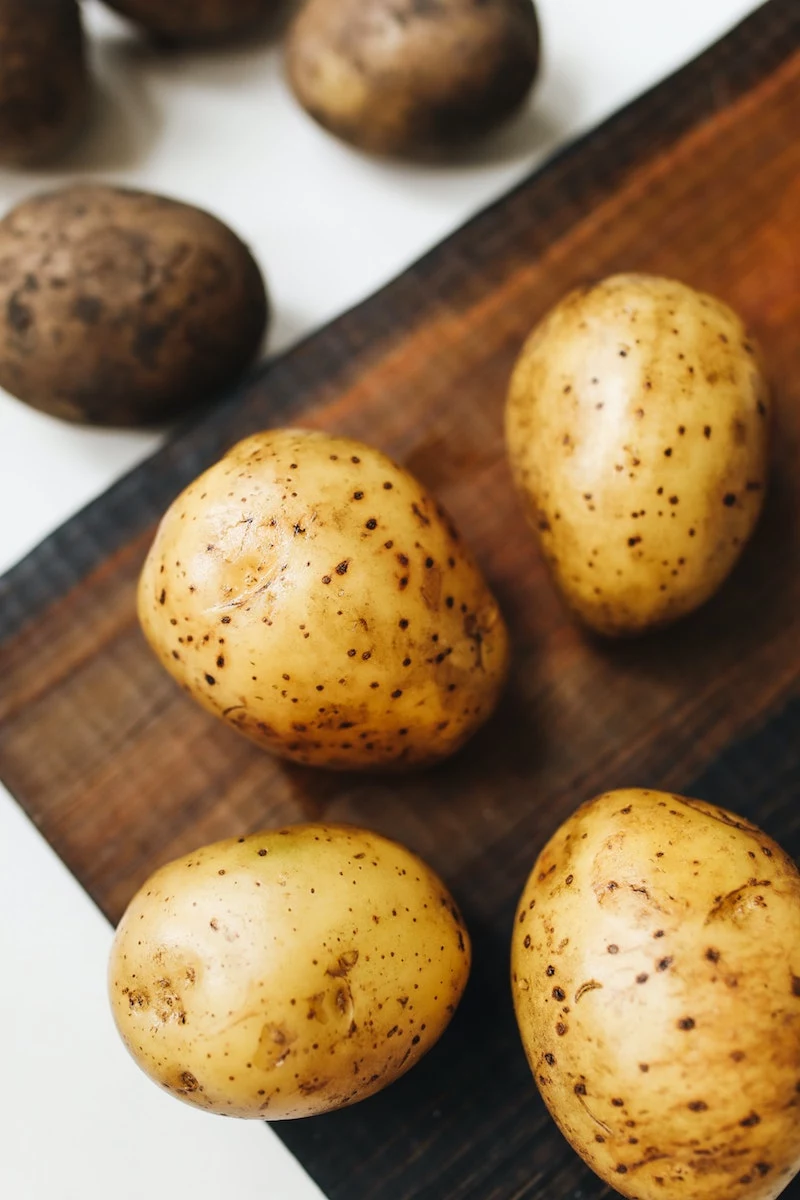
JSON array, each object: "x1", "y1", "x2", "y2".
[
  {"x1": 109, "y1": 823, "x2": 470, "y2": 1119},
  {"x1": 505, "y1": 274, "x2": 771, "y2": 635},
  {"x1": 0, "y1": 0, "x2": 89, "y2": 165},
  {"x1": 138, "y1": 428, "x2": 509, "y2": 769},
  {"x1": 512, "y1": 788, "x2": 800, "y2": 1200},
  {"x1": 0, "y1": 185, "x2": 268, "y2": 426},
  {"x1": 101, "y1": 0, "x2": 276, "y2": 42},
  {"x1": 287, "y1": 0, "x2": 540, "y2": 158}
]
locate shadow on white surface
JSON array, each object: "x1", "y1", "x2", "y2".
[{"x1": 64, "y1": 42, "x2": 166, "y2": 172}]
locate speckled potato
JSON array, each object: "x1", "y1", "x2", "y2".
[
  {"x1": 101, "y1": 0, "x2": 275, "y2": 42},
  {"x1": 286, "y1": 0, "x2": 540, "y2": 158},
  {"x1": 109, "y1": 823, "x2": 470, "y2": 1118},
  {"x1": 138, "y1": 428, "x2": 509, "y2": 769},
  {"x1": 505, "y1": 274, "x2": 771, "y2": 635},
  {"x1": 0, "y1": 0, "x2": 89, "y2": 165},
  {"x1": 511, "y1": 789, "x2": 800, "y2": 1200},
  {"x1": 0, "y1": 185, "x2": 267, "y2": 425}
]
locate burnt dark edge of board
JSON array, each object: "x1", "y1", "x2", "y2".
[{"x1": 0, "y1": 0, "x2": 794, "y2": 645}]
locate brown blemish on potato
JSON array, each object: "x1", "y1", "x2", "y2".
[{"x1": 574, "y1": 980, "x2": 603, "y2": 1003}]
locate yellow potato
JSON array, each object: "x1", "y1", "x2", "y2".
[
  {"x1": 138, "y1": 428, "x2": 509, "y2": 769},
  {"x1": 511, "y1": 788, "x2": 800, "y2": 1200},
  {"x1": 505, "y1": 274, "x2": 771, "y2": 634},
  {"x1": 109, "y1": 823, "x2": 470, "y2": 1119}
]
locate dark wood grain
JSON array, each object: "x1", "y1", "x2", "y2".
[{"x1": 2, "y1": 2, "x2": 800, "y2": 1197}]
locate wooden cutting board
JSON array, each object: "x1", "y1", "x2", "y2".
[{"x1": 2, "y1": 2, "x2": 799, "y2": 1196}]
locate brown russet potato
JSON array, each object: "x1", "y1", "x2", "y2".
[
  {"x1": 0, "y1": 0, "x2": 89, "y2": 165},
  {"x1": 505, "y1": 274, "x2": 771, "y2": 635},
  {"x1": 0, "y1": 185, "x2": 268, "y2": 426},
  {"x1": 138, "y1": 428, "x2": 509, "y2": 769},
  {"x1": 286, "y1": 0, "x2": 540, "y2": 158},
  {"x1": 100, "y1": 0, "x2": 276, "y2": 42},
  {"x1": 511, "y1": 788, "x2": 800, "y2": 1200},
  {"x1": 109, "y1": 823, "x2": 471, "y2": 1118}
]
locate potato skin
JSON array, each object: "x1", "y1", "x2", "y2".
[
  {"x1": 108, "y1": 823, "x2": 470, "y2": 1119},
  {"x1": 505, "y1": 274, "x2": 771, "y2": 635},
  {"x1": 138, "y1": 428, "x2": 509, "y2": 769},
  {"x1": 511, "y1": 789, "x2": 800, "y2": 1200},
  {"x1": 102, "y1": 0, "x2": 275, "y2": 42},
  {"x1": 0, "y1": 0, "x2": 89, "y2": 165},
  {"x1": 0, "y1": 185, "x2": 267, "y2": 425},
  {"x1": 287, "y1": 0, "x2": 540, "y2": 157}
]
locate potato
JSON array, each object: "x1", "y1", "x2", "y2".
[
  {"x1": 286, "y1": 0, "x2": 540, "y2": 158},
  {"x1": 109, "y1": 823, "x2": 470, "y2": 1118},
  {"x1": 101, "y1": 0, "x2": 275, "y2": 42},
  {"x1": 0, "y1": 0, "x2": 89, "y2": 165},
  {"x1": 138, "y1": 428, "x2": 509, "y2": 769},
  {"x1": 511, "y1": 788, "x2": 800, "y2": 1200},
  {"x1": 505, "y1": 274, "x2": 771, "y2": 635},
  {"x1": 0, "y1": 185, "x2": 267, "y2": 426}
]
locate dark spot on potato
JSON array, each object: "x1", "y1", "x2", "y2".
[
  {"x1": 555, "y1": 1022, "x2": 568, "y2": 1036},
  {"x1": 611, "y1": 1098, "x2": 624, "y2": 1107},
  {"x1": 688, "y1": 1100, "x2": 708, "y2": 1112},
  {"x1": 336, "y1": 560, "x2": 350, "y2": 575},
  {"x1": 740, "y1": 1112, "x2": 761, "y2": 1127},
  {"x1": 678, "y1": 1017, "x2": 696, "y2": 1031},
  {"x1": 204, "y1": 674, "x2": 216, "y2": 686},
  {"x1": 552, "y1": 987, "x2": 565, "y2": 1001},
  {"x1": 72, "y1": 295, "x2": 105, "y2": 325},
  {"x1": 723, "y1": 493, "x2": 737, "y2": 507},
  {"x1": 607, "y1": 944, "x2": 619, "y2": 955}
]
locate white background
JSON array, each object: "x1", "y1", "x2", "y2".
[{"x1": 0, "y1": 1, "x2": 759, "y2": 1196}]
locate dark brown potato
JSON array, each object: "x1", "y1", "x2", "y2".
[
  {"x1": 286, "y1": 0, "x2": 540, "y2": 158},
  {"x1": 0, "y1": 186, "x2": 268, "y2": 426},
  {"x1": 0, "y1": 0, "x2": 89, "y2": 166},
  {"x1": 101, "y1": 0, "x2": 277, "y2": 42}
]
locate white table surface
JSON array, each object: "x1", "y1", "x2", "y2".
[{"x1": 0, "y1": 2, "x2": 759, "y2": 1196}]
